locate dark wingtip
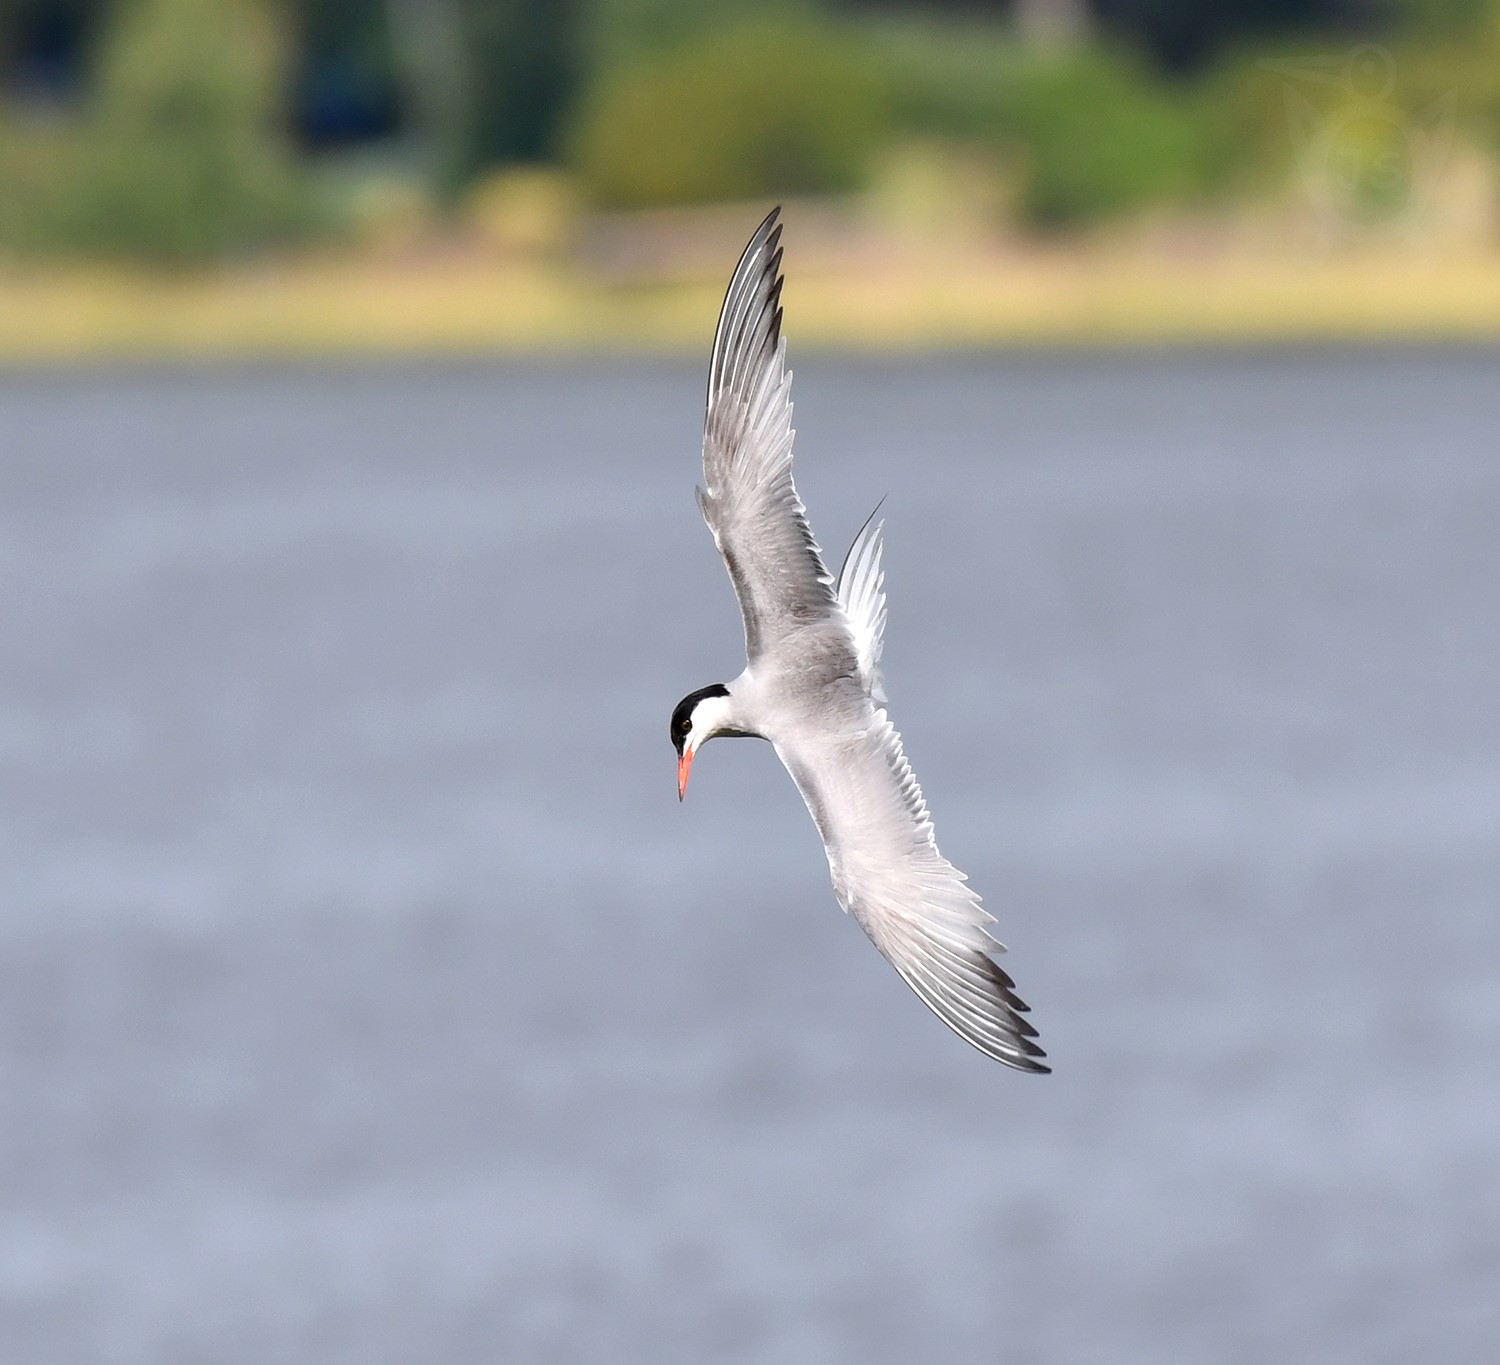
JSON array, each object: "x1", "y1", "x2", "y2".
[
  {"x1": 751, "y1": 209, "x2": 782, "y2": 270},
  {"x1": 1008, "y1": 1033, "x2": 1051, "y2": 1073},
  {"x1": 706, "y1": 208, "x2": 789, "y2": 409}
]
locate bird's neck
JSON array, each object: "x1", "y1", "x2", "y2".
[
  {"x1": 703, "y1": 678, "x2": 763, "y2": 741},
  {"x1": 693, "y1": 688, "x2": 739, "y2": 739}
]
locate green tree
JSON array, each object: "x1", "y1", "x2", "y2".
[
  {"x1": 867, "y1": 22, "x2": 1207, "y2": 227},
  {"x1": 996, "y1": 48, "x2": 1205, "y2": 224},
  {"x1": 585, "y1": 0, "x2": 813, "y2": 72},
  {"x1": 56, "y1": 0, "x2": 306, "y2": 260},
  {"x1": 454, "y1": 0, "x2": 580, "y2": 178},
  {"x1": 569, "y1": 15, "x2": 886, "y2": 207},
  {"x1": 1387, "y1": 0, "x2": 1498, "y2": 34}
]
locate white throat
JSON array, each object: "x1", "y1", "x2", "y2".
[{"x1": 688, "y1": 691, "x2": 740, "y2": 750}]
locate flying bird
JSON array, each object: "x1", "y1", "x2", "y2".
[{"x1": 670, "y1": 208, "x2": 1048, "y2": 1073}]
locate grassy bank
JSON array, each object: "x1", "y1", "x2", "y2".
[{"x1": 4, "y1": 234, "x2": 1500, "y2": 361}]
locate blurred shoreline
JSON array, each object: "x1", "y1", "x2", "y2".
[
  {"x1": 4, "y1": 206, "x2": 1500, "y2": 362},
  {"x1": 7, "y1": 3, "x2": 1500, "y2": 363}
]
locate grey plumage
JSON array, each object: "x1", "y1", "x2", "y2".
[{"x1": 683, "y1": 208, "x2": 1047, "y2": 1073}]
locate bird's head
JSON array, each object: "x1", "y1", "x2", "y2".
[{"x1": 670, "y1": 683, "x2": 734, "y2": 800}]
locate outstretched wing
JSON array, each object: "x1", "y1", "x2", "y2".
[
  {"x1": 696, "y1": 207, "x2": 841, "y2": 664},
  {"x1": 776, "y1": 718, "x2": 1048, "y2": 1073},
  {"x1": 836, "y1": 505, "x2": 888, "y2": 704}
]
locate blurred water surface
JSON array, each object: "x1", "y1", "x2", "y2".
[{"x1": 1, "y1": 351, "x2": 1497, "y2": 1364}]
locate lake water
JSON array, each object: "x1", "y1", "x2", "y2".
[{"x1": 1, "y1": 351, "x2": 1497, "y2": 1363}]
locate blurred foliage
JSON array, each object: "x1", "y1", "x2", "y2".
[
  {"x1": 864, "y1": 22, "x2": 1207, "y2": 225},
  {"x1": 288, "y1": 0, "x2": 579, "y2": 189},
  {"x1": 1188, "y1": 51, "x2": 1303, "y2": 198},
  {"x1": 3, "y1": 0, "x2": 1500, "y2": 260},
  {"x1": 1091, "y1": 0, "x2": 1360, "y2": 71},
  {"x1": 860, "y1": 18, "x2": 1016, "y2": 139},
  {"x1": 456, "y1": 0, "x2": 579, "y2": 172},
  {"x1": 1, "y1": 0, "x2": 308, "y2": 261},
  {"x1": 568, "y1": 15, "x2": 885, "y2": 208},
  {"x1": 573, "y1": 12, "x2": 1207, "y2": 223},
  {"x1": 290, "y1": 0, "x2": 403, "y2": 144},
  {"x1": 1389, "y1": 0, "x2": 1499, "y2": 33},
  {"x1": 995, "y1": 48, "x2": 1206, "y2": 224},
  {"x1": 584, "y1": 0, "x2": 815, "y2": 70}
]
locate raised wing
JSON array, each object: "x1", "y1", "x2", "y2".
[
  {"x1": 697, "y1": 207, "x2": 840, "y2": 663},
  {"x1": 836, "y1": 506, "x2": 888, "y2": 704},
  {"x1": 776, "y1": 718, "x2": 1048, "y2": 1072}
]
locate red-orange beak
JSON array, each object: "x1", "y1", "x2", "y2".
[{"x1": 677, "y1": 748, "x2": 694, "y2": 801}]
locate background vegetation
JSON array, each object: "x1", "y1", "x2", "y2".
[{"x1": 1, "y1": 0, "x2": 1499, "y2": 354}]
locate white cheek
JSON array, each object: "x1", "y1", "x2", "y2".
[{"x1": 691, "y1": 694, "x2": 735, "y2": 745}]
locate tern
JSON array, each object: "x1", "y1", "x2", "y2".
[{"x1": 670, "y1": 208, "x2": 1048, "y2": 1073}]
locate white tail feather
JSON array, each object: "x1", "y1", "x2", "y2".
[{"x1": 836, "y1": 508, "x2": 888, "y2": 704}]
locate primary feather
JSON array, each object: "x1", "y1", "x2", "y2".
[{"x1": 697, "y1": 209, "x2": 838, "y2": 664}]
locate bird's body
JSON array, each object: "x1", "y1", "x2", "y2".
[{"x1": 671, "y1": 209, "x2": 1047, "y2": 1073}]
